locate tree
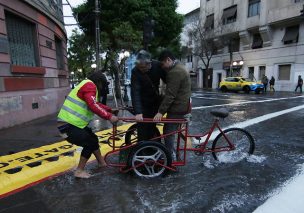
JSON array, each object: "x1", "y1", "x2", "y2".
[
  {"x1": 68, "y1": 29, "x2": 95, "y2": 81},
  {"x1": 190, "y1": 22, "x2": 217, "y2": 78},
  {"x1": 186, "y1": 17, "x2": 239, "y2": 86},
  {"x1": 73, "y1": 0, "x2": 183, "y2": 98}
]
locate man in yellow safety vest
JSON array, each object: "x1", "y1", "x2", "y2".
[{"x1": 57, "y1": 71, "x2": 118, "y2": 178}]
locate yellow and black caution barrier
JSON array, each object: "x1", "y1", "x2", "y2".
[{"x1": 0, "y1": 123, "x2": 134, "y2": 199}]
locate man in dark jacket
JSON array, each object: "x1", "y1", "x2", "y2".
[
  {"x1": 98, "y1": 70, "x2": 110, "y2": 105},
  {"x1": 262, "y1": 75, "x2": 268, "y2": 93},
  {"x1": 295, "y1": 75, "x2": 303, "y2": 93},
  {"x1": 154, "y1": 50, "x2": 191, "y2": 157},
  {"x1": 269, "y1": 76, "x2": 275, "y2": 92},
  {"x1": 131, "y1": 50, "x2": 166, "y2": 141}
]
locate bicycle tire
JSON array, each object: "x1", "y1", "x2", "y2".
[
  {"x1": 127, "y1": 141, "x2": 172, "y2": 178},
  {"x1": 211, "y1": 128, "x2": 255, "y2": 161},
  {"x1": 124, "y1": 124, "x2": 161, "y2": 145}
]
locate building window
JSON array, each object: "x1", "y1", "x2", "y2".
[
  {"x1": 55, "y1": 36, "x2": 64, "y2": 70},
  {"x1": 259, "y1": 66, "x2": 265, "y2": 80},
  {"x1": 248, "y1": 0, "x2": 260, "y2": 17},
  {"x1": 204, "y1": 14, "x2": 214, "y2": 30},
  {"x1": 278, "y1": 65, "x2": 291, "y2": 80},
  {"x1": 188, "y1": 31, "x2": 193, "y2": 46},
  {"x1": 252, "y1": 33, "x2": 263, "y2": 49},
  {"x1": 229, "y1": 37, "x2": 240, "y2": 52},
  {"x1": 294, "y1": 0, "x2": 301, "y2": 3},
  {"x1": 282, "y1": 25, "x2": 299, "y2": 44},
  {"x1": 248, "y1": 67, "x2": 254, "y2": 80},
  {"x1": 187, "y1": 55, "x2": 193, "y2": 63},
  {"x1": 5, "y1": 12, "x2": 39, "y2": 67},
  {"x1": 222, "y1": 5, "x2": 237, "y2": 25}
]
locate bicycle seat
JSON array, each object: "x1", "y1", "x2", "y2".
[{"x1": 210, "y1": 108, "x2": 229, "y2": 118}]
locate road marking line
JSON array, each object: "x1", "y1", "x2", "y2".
[
  {"x1": 192, "y1": 96, "x2": 248, "y2": 102},
  {"x1": 192, "y1": 95, "x2": 304, "y2": 110},
  {"x1": 227, "y1": 104, "x2": 304, "y2": 129},
  {"x1": 253, "y1": 164, "x2": 304, "y2": 213},
  {"x1": 193, "y1": 104, "x2": 304, "y2": 143}
]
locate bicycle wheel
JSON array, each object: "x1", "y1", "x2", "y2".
[
  {"x1": 124, "y1": 124, "x2": 138, "y2": 145},
  {"x1": 124, "y1": 124, "x2": 161, "y2": 145},
  {"x1": 211, "y1": 128, "x2": 255, "y2": 162},
  {"x1": 127, "y1": 141, "x2": 172, "y2": 178}
]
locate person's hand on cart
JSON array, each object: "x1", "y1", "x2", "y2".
[
  {"x1": 111, "y1": 108, "x2": 119, "y2": 116},
  {"x1": 110, "y1": 115, "x2": 119, "y2": 123},
  {"x1": 153, "y1": 112, "x2": 163, "y2": 121},
  {"x1": 135, "y1": 114, "x2": 143, "y2": 121}
]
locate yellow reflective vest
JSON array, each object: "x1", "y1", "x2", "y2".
[{"x1": 58, "y1": 80, "x2": 99, "y2": 129}]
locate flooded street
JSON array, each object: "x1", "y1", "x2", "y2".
[{"x1": 1, "y1": 91, "x2": 304, "y2": 213}]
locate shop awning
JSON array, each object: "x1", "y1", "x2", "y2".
[
  {"x1": 222, "y1": 6, "x2": 237, "y2": 20},
  {"x1": 282, "y1": 26, "x2": 299, "y2": 43}
]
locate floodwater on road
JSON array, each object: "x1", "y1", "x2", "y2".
[{"x1": 1, "y1": 92, "x2": 304, "y2": 213}]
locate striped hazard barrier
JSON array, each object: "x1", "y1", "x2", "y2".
[{"x1": 0, "y1": 123, "x2": 134, "y2": 199}]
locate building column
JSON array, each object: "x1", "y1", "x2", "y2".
[{"x1": 197, "y1": 68, "x2": 203, "y2": 88}]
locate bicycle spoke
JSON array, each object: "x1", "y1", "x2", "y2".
[
  {"x1": 153, "y1": 150, "x2": 162, "y2": 161},
  {"x1": 144, "y1": 165, "x2": 153, "y2": 175},
  {"x1": 134, "y1": 155, "x2": 147, "y2": 163}
]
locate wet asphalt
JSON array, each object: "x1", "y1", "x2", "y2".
[{"x1": 1, "y1": 90, "x2": 304, "y2": 213}]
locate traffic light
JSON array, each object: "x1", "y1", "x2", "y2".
[{"x1": 143, "y1": 19, "x2": 155, "y2": 50}]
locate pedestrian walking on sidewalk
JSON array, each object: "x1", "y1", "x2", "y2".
[
  {"x1": 57, "y1": 71, "x2": 118, "y2": 179},
  {"x1": 262, "y1": 75, "x2": 269, "y2": 93},
  {"x1": 295, "y1": 75, "x2": 303, "y2": 93},
  {"x1": 269, "y1": 76, "x2": 275, "y2": 92}
]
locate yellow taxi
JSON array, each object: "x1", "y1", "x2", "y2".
[{"x1": 219, "y1": 77, "x2": 264, "y2": 94}]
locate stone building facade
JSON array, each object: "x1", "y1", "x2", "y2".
[
  {"x1": 0, "y1": 0, "x2": 69, "y2": 129},
  {"x1": 193, "y1": 0, "x2": 304, "y2": 90}
]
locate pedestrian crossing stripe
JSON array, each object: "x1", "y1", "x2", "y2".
[{"x1": 0, "y1": 123, "x2": 135, "y2": 199}]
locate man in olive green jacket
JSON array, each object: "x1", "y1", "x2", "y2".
[{"x1": 154, "y1": 50, "x2": 191, "y2": 157}]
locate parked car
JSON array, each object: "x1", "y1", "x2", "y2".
[{"x1": 219, "y1": 77, "x2": 264, "y2": 94}]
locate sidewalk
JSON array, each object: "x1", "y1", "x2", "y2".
[{"x1": 0, "y1": 97, "x2": 128, "y2": 156}]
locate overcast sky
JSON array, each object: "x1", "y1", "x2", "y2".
[{"x1": 63, "y1": 0, "x2": 200, "y2": 37}]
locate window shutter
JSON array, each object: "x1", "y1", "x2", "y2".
[{"x1": 6, "y1": 13, "x2": 38, "y2": 67}]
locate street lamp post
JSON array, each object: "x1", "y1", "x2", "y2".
[
  {"x1": 95, "y1": 0, "x2": 101, "y2": 71},
  {"x1": 123, "y1": 51, "x2": 130, "y2": 102},
  {"x1": 70, "y1": 71, "x2": 75, "y2": 89}
]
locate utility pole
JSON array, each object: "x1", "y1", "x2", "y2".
[
  {"x1": 95, "y1": 0, "x2": 101, "y2": 71},
  {"x1": 229, "y1": 45, "x2": 233, "y2": 77}
]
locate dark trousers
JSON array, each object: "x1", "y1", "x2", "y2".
[
  {"x1": 58, "y1": 124, "x2": 99, "y2": 159},
  {"x1": 295, "y1": 84, "x2": 303, "y2": 93},
  {"x1": 163, "y1": 113, "x2": 185, "y2": 154},
  {"x1": 137, "y1": 122, "x2": 157, "y2": 142},
  {"x1": 263, "y1": 84, "x2": 268, "y2": 92},
  {"x1": 137, "y1": 109, "x2": 158, "y2": 142}
]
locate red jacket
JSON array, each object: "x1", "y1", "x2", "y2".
[{"x1": 77, "y1": 82, "x2": 112, "y2": 120}]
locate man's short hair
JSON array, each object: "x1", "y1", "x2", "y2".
[
  {"x1": 136, "y1": 50, "x2": 152, "y2": 64},
  {"x1": 158, "y1": 49, "x2": 176, "y2": 62}
]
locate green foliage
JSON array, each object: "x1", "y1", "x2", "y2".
[
  {"x1": 73, "y1": 0, "x2": 183, "y2": 56},
  {"x1": 67, "y1": 29, "x2": 95, "y2": 81}
]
